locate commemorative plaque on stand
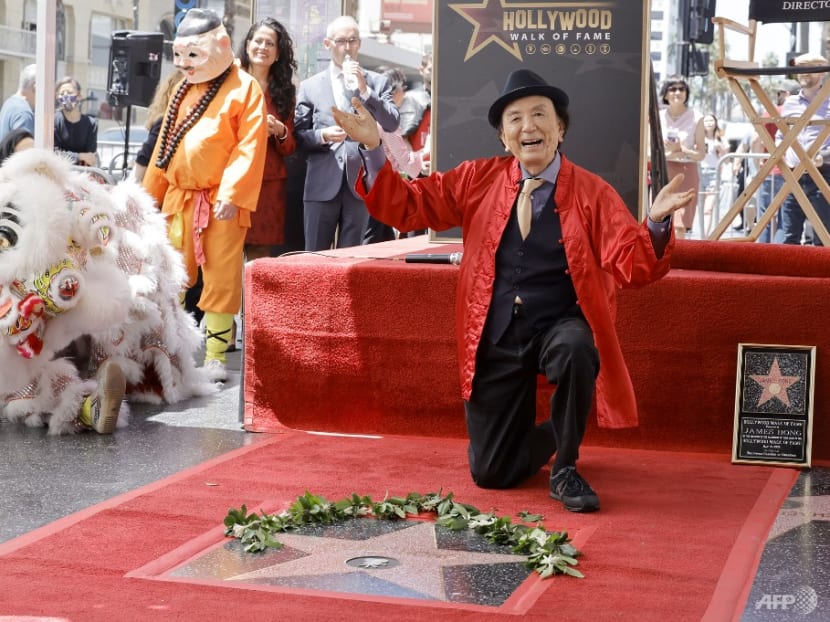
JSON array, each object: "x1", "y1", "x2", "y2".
[{"x1": 732, "y1": 344, "x2": 816, "y2": 467}]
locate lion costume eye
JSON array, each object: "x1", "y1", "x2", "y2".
[{"x1": 0, "y1": 202, "x2": 22, "y2": 252}]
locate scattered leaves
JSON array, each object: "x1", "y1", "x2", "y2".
[
  {"x1": 517, "y1": 510, "x2": 544, "y2": 523},
  {"x1": 224, "y1": 491, "x2": 583, "y2": 579}
]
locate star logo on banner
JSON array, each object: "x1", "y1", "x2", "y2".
[
  {"x1": 449, "y1": 0, "x2": 523, "y2": 61},
  {"x1": 749, "y1": 357, "x2": 800, "y2": 407},
  {"x1": 229, "y1": 521, "x2": 527, "y2": 601}
]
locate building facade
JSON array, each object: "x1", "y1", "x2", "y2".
[
  {"x1": 1, "y1": 0, "x2": 433, "y2": 128},
  {"x1": 0, "y1": 1, "x2": 259, "y2": 122}
]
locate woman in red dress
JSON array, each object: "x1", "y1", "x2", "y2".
[{"x1": 238, "y1": 18, "x2": 297, "y2": 260}]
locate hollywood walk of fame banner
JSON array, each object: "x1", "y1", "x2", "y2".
[
  {"x1": 732, "y1": 344, "x2": 816, "y2": 468},
  {"x1": 430, "y1": 0, "x2": 651, "y2": 242}
]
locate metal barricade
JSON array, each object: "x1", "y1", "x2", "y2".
[
  {"x1": 97, "y1": 140, "x2": 140, "y2": 181},
  {"x1": 695, "y1": 152, "x2": 773, "y2": 240},
  {"x1": 72, "y1": 165, "x2": 115, "y2": 185}
]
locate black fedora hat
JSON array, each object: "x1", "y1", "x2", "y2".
[{"x1": 487, "y1": 69, "x2": 569, "y2": 128}]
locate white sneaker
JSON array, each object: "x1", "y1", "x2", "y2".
[
  {"x1": 203, "y1": 358, "x2": 227, "y2": 383},
  {"x1": 89, "y1": 361, "x2": 126, "y2": 434}
]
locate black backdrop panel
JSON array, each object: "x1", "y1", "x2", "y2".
[{"x1": 433, "y1": 0, "x2": 649, "y2": 239}]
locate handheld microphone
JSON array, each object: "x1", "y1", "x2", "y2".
[{"x1": 404, "y1": 252, "x2": 463, "y2": 265}]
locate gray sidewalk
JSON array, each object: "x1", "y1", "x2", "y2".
[{"x1": 0, "y1": 350, "x2": 248, "y2": 544}]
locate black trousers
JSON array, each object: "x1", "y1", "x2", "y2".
[{"x1": 465, "y1": 305, "x2": 599, "y2": 489}]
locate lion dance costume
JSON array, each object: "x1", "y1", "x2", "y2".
[{"x1": 0, "y1": 149, "x2": 217, "y2": 434}]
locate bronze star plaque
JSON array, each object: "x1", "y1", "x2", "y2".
[{"x1": 733, "y1": 344, "x2": 816, "y2": 467}]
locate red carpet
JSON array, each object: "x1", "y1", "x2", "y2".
[{"x1": 0, "y1": 430, "x2": 795, "y2": 621}]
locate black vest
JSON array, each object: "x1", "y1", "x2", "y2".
[{"x1": 485, "y1": 192, "x2": 577, "y2": 342}]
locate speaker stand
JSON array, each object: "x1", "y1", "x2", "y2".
[{"x1": 119, "y1": 104, "x2": 133, "y2": 181}]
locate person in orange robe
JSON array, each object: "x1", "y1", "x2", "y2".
[{"x1": 143, "y1": 8, "x2": 267, "y2": 382}]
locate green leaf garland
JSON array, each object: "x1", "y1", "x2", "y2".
[{"x1": 224, "y1": 490, "x2": 583, "y2": 578}]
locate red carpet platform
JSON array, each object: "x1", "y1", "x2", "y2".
[
  {"x1": 244, "y1": 237, "x2": 830, "y2": 460},
  {"x1": 1, "y1": 239, "x2": 822, "y2": 620}
]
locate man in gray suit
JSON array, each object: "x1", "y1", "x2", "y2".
[{"x1": 294, "y1": 15, "x2": 400, "y2": 251}]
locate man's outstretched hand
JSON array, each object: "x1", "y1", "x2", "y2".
[
  {"x1": 649, "y1": 173, "x2": 696, "y2": 223},
  {"x1": 331, "y1": 98, "x2": 381, "y2": 149}
]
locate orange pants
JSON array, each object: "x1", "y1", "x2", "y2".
[{"x1": 171, "y1": 200, "x2": 247, "y2": 315}]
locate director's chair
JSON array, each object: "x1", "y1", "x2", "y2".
[{"x1": 711, "y1": 1, "x2": 830, "y2": 243}]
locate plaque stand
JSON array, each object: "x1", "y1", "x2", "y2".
[{"x1": 732, "y1": 343, "x2": 816, "y2": 467}]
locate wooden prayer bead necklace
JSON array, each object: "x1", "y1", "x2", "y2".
[{"x1": 155, "y1": 66, "x2": 232, "y2": 170}]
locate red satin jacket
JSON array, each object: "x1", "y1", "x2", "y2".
[{"x1": 358, "y1": 153, "x2": 674, "y2": 428}]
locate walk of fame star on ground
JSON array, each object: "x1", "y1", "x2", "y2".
[{"x1": 229, "y1": 520, "x2": 527, "y2": 601}]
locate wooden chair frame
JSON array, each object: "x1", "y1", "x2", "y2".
[{"x1": 711, "y1": 6, "x2": 830, "y2": 243}]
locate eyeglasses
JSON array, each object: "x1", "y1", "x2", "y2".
[
  {"x1": 667, "y1": 86, "x2": 687, "y2": 93},
  {"x1": 332, "y1": 37, "x2": 360, "y2": 46}
]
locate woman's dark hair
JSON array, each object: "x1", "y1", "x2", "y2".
[
  {"x1": 660, "y1": 75, "x2": 691, "y2": 105},
  {"x1": 381, "y1": 67, "x2": 407, "y2": 93},
  {"x1": 702, "y1": 113, "x2": 722, "y2": 137},
  {"x1": 0, "y1": 128, "x2": 34, "y2": 164},
  {"x1": 238, "y1": 18, "x2": 297, "y2": 120}
]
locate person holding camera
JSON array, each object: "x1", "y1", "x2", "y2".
[{"x1": 659, "y1": 76, "x2": 705, "y2": 237}]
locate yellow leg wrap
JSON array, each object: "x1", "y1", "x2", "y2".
[
  {"x1": 205, "y1": 312, "x2": 234, "y2": 364},
  {"x1": 78, "y1": 395, "x2": 94, "y2": 427}
]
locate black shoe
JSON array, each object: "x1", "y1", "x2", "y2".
[{"x1": 550, "y1": 466, "x2": 600, "y2": 512}]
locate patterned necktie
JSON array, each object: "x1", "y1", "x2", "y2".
[{"x1": 517, "y1": 177, "x2": 545, "y2": 239}]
